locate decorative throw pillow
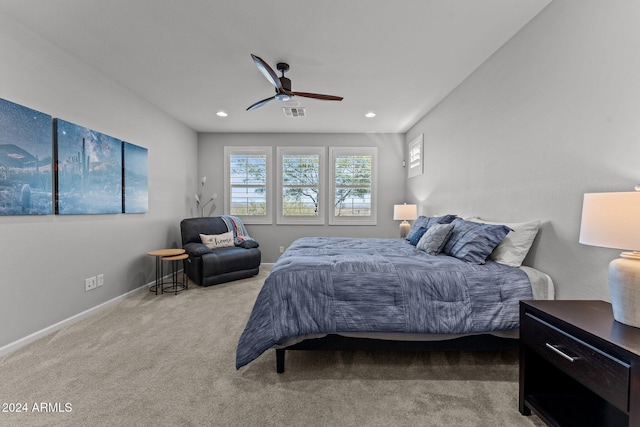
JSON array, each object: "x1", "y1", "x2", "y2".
[
  {"x1": 405, "y1": 214, "x2": 457, "y2": 241},
  {"x1": 466, "y1": 217, "x2": 540, "y2": 267},
  {"x1": 408, "y1": 227, "x2": 428, "y2": 246},
  {"x1": 416, "y1": 223, "x2": 454, "y2": 255},
  {"x1": 200, "y1": 231, "x2": 235, "y2": 249},
  {"x1": 405, "y1": 216, "x2": 428, "y2": 241},
  {"x1": 442, "y1": 218, "x2": 511, "y2": 264}
]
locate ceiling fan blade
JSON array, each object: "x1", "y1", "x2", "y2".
[
  {"x1": 251, "y1": 54, "x2": 283, "y2": 91},
  {"x1": 247, "y1": 95, "x2": 277, "y2": 111},
  {"x1": 289, "y1": 91, "x2": 343, "y2": 101}
]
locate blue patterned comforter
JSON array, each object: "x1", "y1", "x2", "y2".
[{"x1": 236, "y1": 237, "x2": 532, "y2": 369}]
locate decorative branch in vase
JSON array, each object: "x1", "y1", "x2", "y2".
[{"x1": 195, "y1": 176, "x2": 217, "y2": 217}]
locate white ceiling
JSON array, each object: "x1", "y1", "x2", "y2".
[{"x1": 0, "y1": 0, "x2": 551, "y2": 134}]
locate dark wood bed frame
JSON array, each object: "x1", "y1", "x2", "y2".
[{"x1": 275, "y1": 333, "x2": 518, "y2": 373}]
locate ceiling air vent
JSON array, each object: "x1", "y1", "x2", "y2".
[{"x1": 282, "y1": 107, "x2": 306, "y2": 118}]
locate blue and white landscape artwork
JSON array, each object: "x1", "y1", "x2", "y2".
[
  {"x1": 55, "y1": 119, "x2": 122, "y2": 214},
  {"x1": 123, "y1": 142, "x2": 148, "y2": 213},
  {"x1": 0, "y1": 97, "x2": 53, "y2": 215}
]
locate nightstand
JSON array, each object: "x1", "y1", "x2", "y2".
[{"x1": 519, "y1": 300, "x2": 640, "y2": 427}]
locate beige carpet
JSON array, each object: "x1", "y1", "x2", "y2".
[{"x1": 0, "y1": 266, "x2": 544, "y2": 426}]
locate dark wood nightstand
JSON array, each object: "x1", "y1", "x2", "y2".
[{"x1": 519, "y1": 300, "x2": 640, "y2": 427}]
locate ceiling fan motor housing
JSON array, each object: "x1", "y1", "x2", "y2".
[
  {"x1": 276, "y1": 62, "x2": 290, "y2": 73},
  {"x1": 278, "y1": 76, "x2": 292, "y2": 92}
]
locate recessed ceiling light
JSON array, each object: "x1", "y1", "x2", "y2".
[
  {"x1": 365, "y1": 112, "x2": 376, "y2": 118},
  {"x1": 216, "y1": 111, "x2": 228, "y2": 117}
]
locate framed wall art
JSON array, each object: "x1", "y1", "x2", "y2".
[
  {"x1": 122, "y1": 141, "x2": 148, "y2": 213},
  {"x1": 54, "y1": 119, "x2": 122, "y2": 214},
  {"x1": 0, "y1": 97, "x2": 53, "y2": 215}
]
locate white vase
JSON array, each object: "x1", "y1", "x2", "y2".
[{"x1": 608, "y1": 256, "x2": 640, "y2": 328}]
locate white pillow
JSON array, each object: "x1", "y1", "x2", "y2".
[
  {"x1": 200, "y1": 231, "x2": 235, "y2": 249},
  {"x1": 466, "y1": 217, "x2": 540, "y2": 267}
]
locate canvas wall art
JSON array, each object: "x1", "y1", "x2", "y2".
[
  {"x1": 123, "y1": 142, "x2": 148, "y2": 213},
  {"x1": 54, "y1": 119, "x2": 122, "y2": 214},
  {"x1": 0, "y1": 97, "x2": 53, "y2": 215}
]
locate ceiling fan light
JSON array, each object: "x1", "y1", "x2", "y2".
[
  {"x1": 275, "y1": 93, "x2": 292, "y2": 102},
  {"x1": 365, "y1": 112, "x2": 376, "y2": 118},
  {"x1": 216, "y1": 111, "x2": 228, "y2": 117}
]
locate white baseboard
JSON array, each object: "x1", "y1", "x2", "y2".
[
  {"x1": 0, "y1": 279, "x2": 157, "y2": 357},
  {"x1": 1, "y1": 263, "x2": 271, "y2": 358}
]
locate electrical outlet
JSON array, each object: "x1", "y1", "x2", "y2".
[
  {"x1": 97, "y1": 274, "x2": 104, "y2": 287},
  {"x1": 85, "y1": 276, "x2": 97, "y2": 291},
  {"x1": 279, "y1": 246, "x2": 284, "y2": 254}
]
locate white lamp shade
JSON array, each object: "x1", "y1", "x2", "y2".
[
  {"x1": 580, "y1": 191, "x2": 640, "y2": 328},
  {"x1": 393, "y1": 204, "x2": 418, "y2": 221},
  {"x1": 579, "y1": 192, "x2": 640, "y2": 251}
]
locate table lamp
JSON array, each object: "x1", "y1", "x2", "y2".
[
  {"x1": 579, "y1": 191, "x2": 640, "y2": 328},
  {"x1": 393, "y1": 203, "x2": 418, "y2": 238}
]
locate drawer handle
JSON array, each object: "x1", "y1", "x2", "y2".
[{"x1": 545, "y1": 343, "x2": 577, "y2": 362}]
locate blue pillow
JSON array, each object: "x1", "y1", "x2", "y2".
[
  {"x1": 405, "y1": 214, "x2": 457, "y2": 241},
  {"x1": 405, "y1": 216, "x2": 428, "y2": 241},
  {"x1": 409, "y1": 227, "x2": 428, "y2": 246},
  {"x1": 442, "y1": 218, "x2": 511, "y2": 264}
]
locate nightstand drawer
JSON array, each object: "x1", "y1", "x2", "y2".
[{"x1": 522, "y1": 312, "x2": 630, "y2": 412}]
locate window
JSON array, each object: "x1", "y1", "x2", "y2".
[
  {"x1": 329, "y1": 147, "x2": 377, "y2": 225},
  {"x1": 224, "y1": 146, "x2": 272, "y2": 224},
  {"x1": 277, "y1": 147, "x2": 325, "y2": 225},
  {"x1": 408, "y1": 134, "x2": 423, "y2": 178}
]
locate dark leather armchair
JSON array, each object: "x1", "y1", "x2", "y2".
[{"x1": 180, "y1": 217, "x2": 261, "y2": 286}]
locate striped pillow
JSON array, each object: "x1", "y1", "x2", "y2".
[{"x1": 442, "y1": 218, "x2": 511, "y2": 264}]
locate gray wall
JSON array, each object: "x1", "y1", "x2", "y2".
[
  {"x1": 0, "y1": 13, "x2": 198, "y2": 348},
  {"x1": 405, "y1": 0, "x2": 640, "y2": 300},
  {"x1": 5, "y1": 0, "x2": 638, "y2": 350},
  {"x1": 197, "y1": 133, "x2": 405, "y2": 262}
]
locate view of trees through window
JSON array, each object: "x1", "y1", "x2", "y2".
[
  {"x1": 227, "y1": 147, "x2": 374, "y2": 221},
  {"x1": 282, "y1": 154, "x2": 320, "y2": 216},
  {"x1": 229, "y1": 154, "x2": 267, "y2": 216},
  {"x1": 333, "y1": 154, "x2": 372, "y2": 217}
]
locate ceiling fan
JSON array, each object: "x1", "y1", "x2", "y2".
[{"x1": 247, "y1": 54, "x2": 343, "y2": 111}]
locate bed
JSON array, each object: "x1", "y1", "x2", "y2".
[{"x1": 236, "y1": 216, "x2": 554, "y2": 373}]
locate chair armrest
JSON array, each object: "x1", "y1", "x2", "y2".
[
  {"x1": 237, "y1": 239, "x2": 259, "y2": 249},
  {"x1": 183, "y1": 242, "x2": 212, "y2": 257}
]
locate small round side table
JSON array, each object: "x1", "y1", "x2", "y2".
[
  {"x1": 147, "y1": 249, "x2": 185, "y2": 295},
  {"x1": 161, "y1": 253, "x2": 189, "y2": 295}
]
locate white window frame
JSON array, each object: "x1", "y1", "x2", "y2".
[
  {"x1": 329, "y1": 146, "x2": 377, "y2": 226},
  {"x1": 277, "y1": 146, "x2": 325, "y2": 225},
  {"x1": 224, "y1": 146, "x2": 273, "y2": 224},
  {"x1": 408, "y1": 134, "x2": 424, "y2": 178}
]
